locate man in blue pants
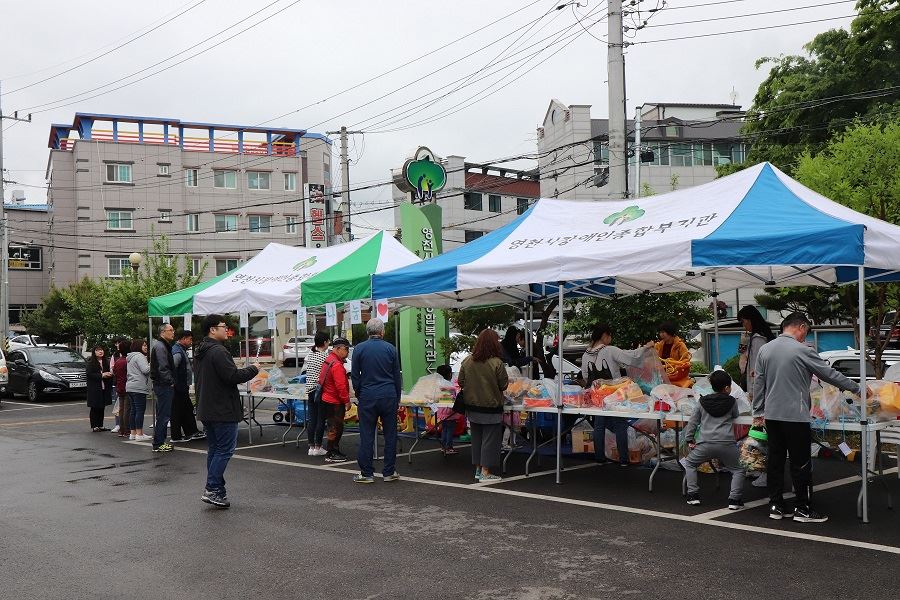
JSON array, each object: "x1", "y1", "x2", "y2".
[{"x1": 351, "y1": 318, "x2": 403, "y2": 484}]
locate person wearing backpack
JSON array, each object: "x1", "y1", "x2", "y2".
[{"x1": 581, "y1": 323, "x2": 653, "y2": 466}]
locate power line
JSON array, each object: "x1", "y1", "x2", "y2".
[
  {"x1": 637, "y1": 0, "x2": 856, "y2": 29},
  {"x1": 2, "y1": 0, "x2": 208, "y2": 96},
  {"x1": 633, "y1": 13, "x2": 865, "y2": 45}
]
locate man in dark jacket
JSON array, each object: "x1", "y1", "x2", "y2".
[
  {"x1": 171, "y1": 330, "x2": 203, "y2": 443},
  {"x1": 351, "y1": 318, "x2": 402, "y2": 484},
  {"x1": 149, "y1": 323, "x2": 176, "y2": 453},
  {"x1": 195, "y1": 314, "x2": 258, "y2": 509}
]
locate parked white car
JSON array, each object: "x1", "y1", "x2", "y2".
[
  {"x1": 8, "y1": 334, "x2": 48, "y2": 351},
  {"x1": 0, "y1": 346, "x2": 7, "y2": 399},
  {"x1": 279, "y1": 335, "x2": 315, "y2": 367},
  {"x1": 820, "y1": 348, "x2": 900, "y2": 382}
]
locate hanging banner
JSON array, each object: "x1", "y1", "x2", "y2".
[
  {"x1": 162, "y1": 315, "x2": 170, "y2": 324},
  {"x1": 305, "y1": 183, "x2": 328, "y2": 249},
  {"x1": 266, "y1": 310, "x2": 276, "y2": 330},
  {"x1": 349, "y1": 300, "x2": 363, "y2": 325},
  {"x1": 182, "y1": 313, "x2": 192, "y2": 331},
  {"x1": 374, "y1": 299, "x2": 390, "y2": 322},
  {"x1": 399, "y1": 201, "x2": 449, "y2": 391},
  {"x1": 239, "y1": 310, "x2": 249, "y2": 328},
  {"x1": 325, "y1": 303, "x2": 337, "y2": 327},
  {"x1": 297, "y1": 307, "x2": 307, "y2": 334}
]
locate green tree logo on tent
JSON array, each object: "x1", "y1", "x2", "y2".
[
  {"x1": 293, "y1": 257, "x2": 317, "y2": 271},
  {"x1": 603, "y1": 205, "x2": 645, "y2": 227}
]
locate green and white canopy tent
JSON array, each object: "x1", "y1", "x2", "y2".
[{"x1": 146, "y1": 232, "x2": 420, "y2": 316}]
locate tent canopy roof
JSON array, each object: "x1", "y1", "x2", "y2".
[{"x1": 372, "y1": 163, "x2": 900, "y2": 308}]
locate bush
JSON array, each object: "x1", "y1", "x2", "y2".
[{"x1": 721, "y1": 355, "x2": 744, "y2": 388}]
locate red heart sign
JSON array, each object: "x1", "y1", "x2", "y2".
[{"x1": 377, "y1": 301, "x2": 388, "y2": 317}]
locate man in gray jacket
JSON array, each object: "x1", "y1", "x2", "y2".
[{"x1": 752, "y1": 312, "x2": 863, "y2": 523}]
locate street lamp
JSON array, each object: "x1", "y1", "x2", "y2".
[{"x1": 129, "y1": 252, "x2": 143, "y2": 272}]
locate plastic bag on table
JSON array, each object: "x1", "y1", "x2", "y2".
[
  {"x1": 600, "y1": 379, "x2": 644, "y2": 410},
  {"x1": 561, "y1": 384, "x2": 585, "y2": 408},
  {"x1": 402, "y1": 373, "x2": 454, "y2": 405},
  {"x1": 524, "y1": 380, "x2": 554, "y2": 408},
  {"x1": 693, "y1": 376, "x2": 712, "y2": 397},
  {"x1": 650, "y1": 384, "x2": 696, "y2": 412},
  {"x1": 505, "y1": 366, "x2": 523, "y2": 379},
  {"x1": 588, "y1": 376, "x2": 632, "y2": 407},
  {"x1": 624, "y1": 347, "x2": 670, "y2": 393},
  {"x1": 871, "y1": 380, "x2": 900, "y2": 419},
  {"x1": 267, "y1": 366, "x2": 286, "y2": 385},
  {"x1": 674, "y1": 397, "x2": 698, "y2": 416},
  {"x1": 504, "y1": 376, "x2": 533, "y2": 404},
  {"x1": 248, "y1": 369, "x2": 272, "y2": 393},
  {"x1": 814, "y1": 382, "x2": 854, "y2": 420},
  {"x1": 606, "y1": 428, "x2": 655, "y2": 464}
]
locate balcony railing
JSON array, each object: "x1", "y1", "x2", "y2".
[{"x1": 57, "y1": 129, "x2": 297, "y2": 156}]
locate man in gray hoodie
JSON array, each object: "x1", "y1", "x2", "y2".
[
  {"x1": 752, "y1": 312, "x2": 863, "y2": 524},
  {"x1": 683, "y1": 370, "x2": 745, "y2": 509}
]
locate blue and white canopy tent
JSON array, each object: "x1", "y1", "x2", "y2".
[{"x1": 373, "y1": 162, "x2": 900, "y2": 519}]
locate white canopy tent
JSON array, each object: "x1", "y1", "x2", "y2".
[{"x1": 373, "y1": 163, "x2": 900, "y2": 521}]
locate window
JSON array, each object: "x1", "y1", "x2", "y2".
[
  {"x1": 516, "y1": 198, "x2": 529, "y2": 215},
  {"x1": 105, "y1": 163, "x2": 132, "y2": 183},
  {"x1": 8, "y1": 246, "x2": 42, "y2": 270},
  {"x1": 158, "y1": 209, "x2": 172, "y2": 223},
  {"x1": 157, "y1": 164, "x2": 170, "y2": 176},
  {"x1": 249, "y1": 215, "x2": 271, "y2": 233},
  {"x1": 284, "y1": 172, "x2": 297, "y2": 191},
  {"x1": 107, "y1": 256, "x2": 131, "y2": 278},
  {"x1": 186, "y1": 214, "x2": 200, "y2": 232},
  {"x1": 216, "y1": 258, "x2": 240, "y2": 276},
  {"x1": 215, "y1": 214, "x2": 238, "y2": 232},
  {"x1": 488, "y1": 194, "x2": 501, "y2": 213},
  {"x1": 106, "y1": 210, "x2": 134, "y2": 230},
  {"x1": 463, "y1": 192, "x2": 482, "y2": 211},
  {"x1": 593, "y1": 141, "x2": 610, "y2": 165},
  {"x1": 694, "y1": 143, "x2": 713, "y2": 166},
  {"x1": 285, "y1": 216, "x2": 299, "y2": 234},
  {"x1": 185, "y1": 168, "x2": 199, "y2": 187},
  {"x1": 651, "y1": 142, "x2": 670, "y2": 166},
  {"x1": 189, "y1": 258, "x2": 202, "y2": 277},
  {"x1": 247, "y1": 171, "x2": 270, "y2": 190},
  {"x1": 213, "y1": 170, "x2": 236, "y2": 189},
  {"x1": 670, "y1": 143, "x2": 693, "y2": 167},
  {"x1": 464, "y1": 230, "x2": 484, "y2": 243}
]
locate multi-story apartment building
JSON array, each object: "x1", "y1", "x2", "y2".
[
  {"x1": 538, "y1": 100, "x2": 747, "y2": 200},
  {"x1": 4, "y1": 198, "x2": 51, "y2": 326},
  {"x1": 392, "y1": 154, "x2": 539, "y2": 248},
  {"x1": 46, "y1": 113, "x2": 332, "y2": 284}
]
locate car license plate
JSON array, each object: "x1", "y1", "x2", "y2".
[{"x1": 69, "y1": 381, "x2": 87, "y2": 388}]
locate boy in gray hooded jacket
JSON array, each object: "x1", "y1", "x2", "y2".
[{"x1": 683, "y1": 370, "x2": 746, "y2": 509}]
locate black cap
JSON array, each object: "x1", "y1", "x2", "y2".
[{"x1": 332, "y1": 337, "x2": 350, "y2": 348}]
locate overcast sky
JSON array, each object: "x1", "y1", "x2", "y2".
[{"x1": 1, "y1": 0, "x2": 857, "y2": 233}]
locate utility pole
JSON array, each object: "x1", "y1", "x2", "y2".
[
  {"x1": 0, "y1": 81, "x2": 33, "y2": 345},
  {"x1": 326, "y1": 126, "x2": 363, "y2": 242},
  {"x1": 634, "y1": 105, "x2": 642, "y2": 198},
  {"x1": 606, "y1": 0, "x2": 627, "y2": 200}
]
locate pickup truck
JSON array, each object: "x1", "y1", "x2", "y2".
[{"x1": 869, "y1": 310, "x2": 900, "y2": 349}]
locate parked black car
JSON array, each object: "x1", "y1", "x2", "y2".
[{"x1": 7, "y1": 347, "x2": 88, "y2": 402}]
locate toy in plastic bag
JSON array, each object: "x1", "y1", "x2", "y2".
[
  {"x1": 248, "y1": 369, "x2": 272, "y2": 393},
  {"x1": 739, "y1": 427, "x2": 768, "y2": 472},
  {"x1": 561, "y1": 384, "x2": 585, "y2": 407},
  {"x1": 586, "y1": 377, "x2": 630, "y2": 407},
  {"x1": 504, "y1": 376, "x2": 533, "y2": 404},
  {"x1": 624, "y1": 347, "x2": 670, "y2": 394},
  {"x1": 810, "y1": 381, "x2": 854, "y2": 421},
  {"x1": 524, "y1": 381, "x2": 554, "y2": 408},
  {"x1": 599, "y1": 378, "x2": 644, "y2": 410}
]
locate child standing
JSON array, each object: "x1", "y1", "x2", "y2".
[
  {"x1": 683, "y1": 370, "x2": 746, "y2": 509},
  {"x1": 436, "y1": 365, "x2": 461, "y2": 455}
]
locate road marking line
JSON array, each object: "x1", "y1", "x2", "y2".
[
  {"x1": 473, "y1": 462, "x2": 599, "y2": 486},
  {"x1": 0, "y1": 405, "x2": 52, "y2": 412},
  {"x1": 120, "y1": 442, "x2": 900, "y2": 555},
  {"x1": 234, "y1": 441, "x2": 294, "y2": 450},
  {"x1": 0, "y1": 417, "x2": 89, "y2": 426},
  {"x1": 693, "y1": 467, "x2": 900, "y2": 520},
  {"x1": 2, "y1": 400, "x2": 50, "y2": 408}
]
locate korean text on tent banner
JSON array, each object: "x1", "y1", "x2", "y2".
[
  {"x1": 240, "y1": 310, "x2": 248, "y2": 328},
  {"x1": 325, "y1": 303, "x2": 337, "y2": 327},
  {"x1": 183, "y1": 314, "x2": 191, "y2": 331},
  {"x1": 297, "y1": 307, "x2": 307, "y2": 334},
  {"x1": 162, "y1": 315, "x2": 170, "y2": 324},
  {"x1": 266, "y1": 310, "x2": 276, "y2": 330},
  {"x1": 349, "y1": 300, "x2": 362, "y2": 325}
]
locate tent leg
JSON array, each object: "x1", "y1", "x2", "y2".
[
  {"x1": 556, "y1": 284, "x2": 564, "y2": 485},
  {"x1": 149, "y1": 317, "x2": 155, "y2": 430},
  {"x1": 858, "y1": 266, "x2": 869, "y2": 523},
  {"x1": 712, "y1": 279, "x2": 720, "y2": 367},
  {"x1": 244, "y1": 324, "x2": 250, "y2": 368}
]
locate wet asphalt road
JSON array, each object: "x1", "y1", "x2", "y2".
[{"x1": 1, "y1": 397, "x2": 899, "y2": 600}]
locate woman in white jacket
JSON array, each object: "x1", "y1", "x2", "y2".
[{"x1": 126, "y1": 339, "x2": 152, "y2": 442}]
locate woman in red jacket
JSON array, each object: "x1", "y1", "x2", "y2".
[
  {"x1": 113, "y1": 340, "x2": 130, "y2": 437},
  {"x1": 319, "y1": 338, "x2": 351, "y2": 463}
]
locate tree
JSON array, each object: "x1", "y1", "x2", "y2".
[
  {"x1": 738, "y1": 0, "x2": 900, "y2": 172},
  {"x1": 754, "y1": 286, "x2": 856, "y2": 326},
  {"x1": 794, "y1": 120, "x2": 900, "y2": 376},
  {"x1": 438, "y1": 305, "x2": 518, "y2": 357},
  {"x1": 567, "y1": 292, "x2": 711, "y2": 350}
]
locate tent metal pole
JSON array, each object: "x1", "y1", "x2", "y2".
[
  {"x1": 149, "y1": 317, "x2": 155, "y2": 429},
  {"x1": 857, "y1": 266, "x2": 869, "y2": 523},
  {"x1": 712, "y1": 279, "x2": 721, "y2": 367},
  {"x1": 244, "y1": 324, "x2": 250, "y2": 368},
  {"x1": 526, "y1": 303, "x2": 533, "y2": 378},
  {"x1": 556, "y1": 283, "x2": 564, "y2": 485}
]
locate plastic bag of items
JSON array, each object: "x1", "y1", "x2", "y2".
[
  {"x1": 739, "y1": 427, "x2": 768, "y2": 472},
  {"x1": 871, "y1": 380, "x2": 900, "y2": 420},
  {"x1": 504, "y1": 376, "x2": 533, "y2": 405},
  {"x1": 624, "y1": 347, "x2": 670, "y2": 394},
  {"x1": 248, "y1": 369, "x2": 272, "y2": 393},
  {"x1": 809, "y1": 381, "x2": 854, "y2": 421},
  {"x1": 605, "y1": 428, "x2": 655, "y2": 464},
  {"x1": 585, "y1": 377, "x2": 645, "y2": 410},
  {"x1": 650, "y1": 384, "x2": 697, "y2": 413},
  {"x1": 524, "y1": 380, "x2": 555, "y2": 408},
  {"x1": 402, "y1": 373, "x2": 455, "y2": 405}
]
